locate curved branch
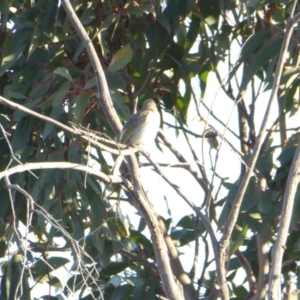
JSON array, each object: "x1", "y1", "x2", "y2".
[
  {"x1": 236, "y1": 250, "x2": 257, "y2": 298},
  {"x1": 122, "y1": 155, "x2": 184, "y2": 299},
  {"x1": 0, "y1": 162, "x2": 123, "y2": 184},
  {"x1": 60, "y1": 2, "x2": 185, "y2": 298},
  {"x1": 61, "y1": 0, "x2": 122, "y2": 136},
  {"x1": 141, "y1": 149, "x2": 229, "y2": 300},
  {"x1": 0, "y1": 95, "x2": 135, "y2": 156}
]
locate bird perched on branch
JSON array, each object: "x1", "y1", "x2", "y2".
[
  {"x1": 119, "y1": 99, "x2": 160, "y2": 147},
  {"x1": 204, "y1": 129, "x2": 219, "y2": 150},
  {"x1": 112, "y1": 99, "x2": 160, "y2": 174}
]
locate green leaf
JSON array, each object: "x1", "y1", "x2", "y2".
[
  {"x1": 108, "y1": 44, "x2": 134, "y2": 72},
  {"x1": 42, "y1": 104, "x2": 63, "y2": 139},
  {"x1": 109, "y1": 285, "x2": 133, "y2": 300},
  {"x1": 78, "y1": 5, "x2": 94, "y2": 25},
  {"x1": 3, "y1": 255, "x2": 31, "y2": 300},
  {"x1": 176, "y1": 214, "x2": 194, "y2": 229},
  {"x1": 232, "y1": 284, "x2": 248, "y2": 298},
  {"x1": 240, "y1": 35, "x2": 282, "y2": 91},
  {"x1": 43, "y1": 0, "x2": 58, "y2": 33},
  {"x1": 229, "y1": 224, "x2": 249, "y2": 255},
  {"x1": 170, "y1": 229, "x2": 194, "y2": 247},
  {"x1": 229, "y1": 29, "x2": 269, "y2": 86},
  {"x1": 70, "y1": 93, "x2": 90, "y2": 122},
  {"x1": 217, "y1": 197, "x2": 230, "y2": 229},
  {"x1": 11, "y1": 117, "x2": 30, "y2": 152},
  {"x1": 101, "y1": 262, "x2": 129, "y2": 277},
  {"x1": 111, "y1": 89, "x2": 131, "y2": 120},
  {"x1": 184, "y1": 12, "x2": 200, "y2": 52},
  {"x1": 0, "y1": 236, "x2": 6, "y2": 258},
  {"x1": 200, "y1": 0, "x2": 220, "y2": 26},
  {"x1": 156, "y1": 12, "x2": 171, "y2": 34},
  {"x1": 258, "y1": 190, "x2": 280, "y2": 214},
  {"x1": 0, "y1": 37, "x2": 26, "y2": 76},
  {"x1": 48, "y1": 257, "x2": 70, "y2": 269},
  {"x1": 27, "y1": 26, "x2": 43, "y2": 61},
  {"x1": 32, "y1": 257, "x2": 70, "y2": 281},
  {"x1": 0, "y1": 1, "x2": 9, "y2": 27},
  {"x1": 285, "y1": 77, "x2": 300, "y2": 112},
  {"x1": 237, "y1": 29, "x2": 269, "y2": 67},
  {"x1": 100, "y1": 14, "x2": 117, "y2": 32},
  {"x1": 54, "y1": 67, "x2": 74, "y2": 82},
  {"x1": 130, "y1": 230, "x2": 154, "y2": 255},
  {"x1": 106, "y1": 71, "x2": 127, "y2": 90},
  {"x1": 84, "y1": 77, "x2": 97, "y2": 90},
  {"x1": 291, "y1": 190, "x2": 300, "y2": 230}
]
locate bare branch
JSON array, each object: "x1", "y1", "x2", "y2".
[
  {"x1": 0, "y1": 95, "x2": 136, "y2": 156},
  {"x1": 158, "y1": 131, "x2": 210, "y2": 196},
  {"x1": 253, "y1": 231, "x2": 270, "y2": 300},
  {"x1": 236, "y1": 250, "x2": 257, "y2": 297},
  {"x1": 55, "y1": 1, "x2": 186, "y2": 298},
  {"x1": 4, "y1": 177, "x2": 103, "y2": 298},
  {"x1": 141, "y1": 149, "x2": 229, "y2": 299},
  {"x1": 61, "y1": 0, "x2": 122, "y2": 137},
  {"x1": 0, "y1": 162, "x2": 123, "y2": 184}
]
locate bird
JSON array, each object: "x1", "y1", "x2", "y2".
[
  {"x1": 119, "y1": 99, "x2": 160, "y2": 147},
  {"x1": 204, "y1": 129, "x2": 219, "y2": 150},
  {"x1": 112, "y1": 99, "x2": 160, "y2": 174}
]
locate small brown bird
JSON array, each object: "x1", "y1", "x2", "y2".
[
  {"x1": 204, "y1": 129, "x2": 219, "y2": 149},
  {"x1": 112, "y1": 99, "x2": 160, "y2": 174}
]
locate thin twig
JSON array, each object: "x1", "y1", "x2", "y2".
[
  {"x1": 0, "y1": 162, "x2": 123, "y2": 184},
  {"x1": 0, "y1": 95, "x2": 137, "y2": 156},
  {"x1": 141, "y1": 149, "x2": 228, "y2": 299},
  {"x1": 158, "y1": 131, "x2": 210, "y2": 196}
]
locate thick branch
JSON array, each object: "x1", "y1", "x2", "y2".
[
  {"x1": 123, "y1": 156, "x2": 184, "y2": 299},
  {"x1": 253, "y1": 232, "x2": 270, "y2": 300},
  {"x1": 0, "y1": 95, "x2": 135, "y2": 156},
  {"x1": 60, "y1": 2, "x2": 186, "y2": 298},
  {"x1": 142, "y1": 150, "x2": 229, "y2": 300},
  {"x1": 61, "y1": 0, "x2": 122, "y2": 136}
]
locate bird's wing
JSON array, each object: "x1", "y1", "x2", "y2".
[
  {"x1": 120, "y1": 109, "x2": 152, "y2": 144},
  {"x1": 120, "y1": 112, "x2": 141, "y2": 143}
]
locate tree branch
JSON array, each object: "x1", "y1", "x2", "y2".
[
  {"x1": 142, "y1": 149, "x2": 229, "y2": 299},
  {"x1": 0, "y1": 95, "x2": 136, "y2": 156},
  {"x1": 60, "y1": 3, "x2": 184, "y2": 297},
  {"x1": 268, "y1": 138, "x2": 300, "y2": 298},
  {"x1": 61, "y1": 0, "x2": 122, "y2": 136},
  {"x1": 0, "y1": 162, "x2": 123, "y2": 184},
  {"x1": 219, "y1": 12, "x2": 300, "y2": 294}
]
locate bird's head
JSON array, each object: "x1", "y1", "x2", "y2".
[{"x1": 142, "y1": 99, "x2": 158, "y2": 112}]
